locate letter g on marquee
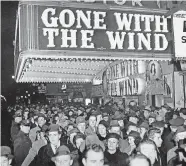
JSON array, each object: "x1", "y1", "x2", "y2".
[{"x1": 41, "y1": 8, "x2": 58, "y2": 27}]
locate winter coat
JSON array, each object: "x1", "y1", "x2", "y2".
[
  {"x1": 14, "y1": 131, "x2": 32, "y2": 166},
  {"x1": 104, "y1": 149, "x2": 129, "y2": 166},
  {"x1": 11, "y1": 121, "x2": 20, "y2": 142},
  {"x1": 36, "y1": 143, "x2": 55, "y2": 166},
  {"x1": 29, "y1": 126, "x2": 40, "y2": 143},
  {"x1": 21, "y1": 139, "x2": 47, "y2": 166}
]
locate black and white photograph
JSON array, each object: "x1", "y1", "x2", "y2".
[{"x1": 1, "y1": 1, "x2": 186, "y2": 166}]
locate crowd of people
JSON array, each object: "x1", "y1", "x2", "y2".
[{"x1": 1, "y1": 99, "x2": 186, "y2": 166}]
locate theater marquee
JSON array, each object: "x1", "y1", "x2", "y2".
[{"x1": 38, "y1": 6, "x2": 171, "y2": 54}]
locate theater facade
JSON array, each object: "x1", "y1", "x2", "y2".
[{"x1": 14, "y1": 0, "x2": 183, "y2": 107}]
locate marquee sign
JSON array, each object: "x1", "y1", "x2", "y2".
[{"x1": 38, "y1": 6, "x2": 171, "y2": 54}]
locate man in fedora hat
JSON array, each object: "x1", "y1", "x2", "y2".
[
  {"x1": 21, "y1": 125, "x2": 49, "y2": 166},
  {"x1": 51, "y1": 145, "x2": 73, "y2": 166},
  {"x1": 36, "y1": 124, "x2": 67, "y2": 166},
  {"x1": 76, "y1": 116, "x2": 86, "y2": 135},
  {"x1": 29, "y1": 113, "x2": 47, "y2": 143},
  {"x1": 11, "y1": 110, "x2": 22, "y2": 142},
  {"x1": 0, "y1": 146, "x2": 14, "y2": 166}
]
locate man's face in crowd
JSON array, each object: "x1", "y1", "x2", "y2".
[
  {"x1": 140, "y1": 144, "x2": 157, "y2": 165},
  {"x1": 15, "y1": 116, "x2": 22, "y2": 123},
  {"x1": 128, "y1": 136, "x2": 135, "y2": 146},
  {"x1": 48, "y1": 111, "x2": 52, "y2": 115},
  {"x1": 118, "y1": 120, "x2": 124, "y2": 128},
  {"x1": 58, "y1": 112, "x2": 63, "y2": 118},
  {"x1": 129, "y1": 117, "x2": 138, "y2": 124},
  {"x1": 130, "y1": 158, "x2": 150, "y2": 166},
  {"x1": 23, "y1": 111, "x2": 29, "y2": 118},
  {"x1": 82, "y1": 150, "x2": 104, "y2": 166},
  {"x1": 75, "y1": 138, "x2": 84, "y2": 149},
  {"x1": 110, "y1": 126, "x2": 120, "y2": 135},
  {"x1": 38, "y1": 117, "x2": 46, "y2": 127},
  {"x1": 140, "y1": 127, "x2": 147, "y2": 138},
  {"x1": 77, "y1": 123, "x2": 86, "y2": 134},
  {"x1": 48, "y1": 131, "x2": 61, "y2": 146},
  {"x1": 21, "y1": 125, "x2": 30, "y2": 134},
  {"x1": 69, "y1": 111, "x2": 73, "y2": 116},
  {"x1": 89, "y1": 116, "x2": 96, "y2": 128},
  {"x1": 78, "y1": 110, "x2": 83, "y2": 115},
  {"x1": 108, "y1": 138, "x2": 118, "y2": 151},
  {"x1": 103, "y1": 116, "x2": 109, "y2": 122},
  {"x1": 40, "y1": 109, "x2": 46, "y2": 114},
  {"x1": 144, "y1": 110, "x2": 150, "y2": 119},
  {"x1": 153, "y1": 133, "x2": 163, "y2": 148},
  {"x1": 67, "y1": 125, "x2": 74, "y2": 133},
  {"x1": 98, "y1": 124, "x2": 106, "y2": 136},
  {"x1": 54, "y1": 155, "x2": 72, "y2": 166},
  {"x1": 0, "y1": 156, "x2": 11, "y2": 166},
  {"x1": 170, "y1": 126, "x2": 178, "y2": 133}
]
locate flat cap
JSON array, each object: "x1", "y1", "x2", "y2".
[
  {"x1": 48, "y1": 124, "x2": 60, "y2": 132},
  {"x1": 1, "y1": 146, "x2": 14, "y2": 159},
  {"x1": 152, "y1": 121, "x2": 165, "y2": 128},
  {"x1": 169, "y1": 117, "x2": 184, "y2": 127},
  {"x1": 107, "y1": 133, "x2": 121, "y2": 140},
  {"x1": 102, "y1": 112, "x2": 109, "y2": 117},
  {"x1": 99, "y1": 120, "x2": 109, "y2": 129},
  {"x1": 139, "y1": 122, "x2": 149, "y2": 129},
  {"x1": 37, "y1": 113, "x2": 46, "y2": 119},
  {"x1": 112, "y1": 112, "x2": 124, "y2": 120},
  {"x1": 76, "y1": 116, "x2": 86, "y2": 125},
  {"x1": 51, "y1": 145, "x2": 71, "y2": 161},
  {"x1": 68, "y1": 128, "x2": 79, "y2": 136},
  {"x1": 128, "y1": 131, "x2": 140, "y2": 138},
  {"x1": 149, "y1": 113, "x2": 156, "y2": 119},
  {"x1": 129, "y1": 112, "x2": 138, "y2": 118},
  {"x1": 73, "y1": 133, "x2": 85, "y2": 144},
  {"x1": 41, "y1": 124, "x2": 49, "y2": 132},
  {"x1": 110, "y1": 120, "x2": 120, "y2": 127}
]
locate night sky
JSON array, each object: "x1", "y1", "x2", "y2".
[{"x1": 1, "y1": 1, "x2": 19, "y2": 96}]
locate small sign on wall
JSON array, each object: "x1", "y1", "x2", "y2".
[{"x1": 173, "y1": 10, "x2": 186, "y2": 58}]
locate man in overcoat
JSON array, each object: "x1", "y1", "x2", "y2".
[{"x1": 14, "y1": 120, "x2": 32, "y2": 166}]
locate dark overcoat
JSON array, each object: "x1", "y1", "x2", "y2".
[
  {"x1": 14, "y1": 131, "x2": 32, "y2": 166},
  {"x1": 36, "y1": 143, "x2": 55, "y2": 166}
]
